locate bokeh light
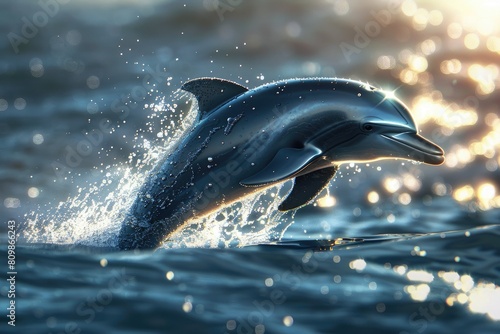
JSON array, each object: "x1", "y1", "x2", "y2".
[{"x1": 316, "y1": 195, "x2": 336, "y2": 208}]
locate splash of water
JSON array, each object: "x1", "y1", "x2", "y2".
[{"x1": 164, "y1": 184, "x2": 294, "y2": 248}]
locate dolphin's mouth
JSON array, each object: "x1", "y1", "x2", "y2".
[{"x1": 382, "y1": 132, "x2": 445, "y2": 165}]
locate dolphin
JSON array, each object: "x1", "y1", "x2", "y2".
[{"x1": 118, "y1": 77, "x2": 444, "y2": 250}]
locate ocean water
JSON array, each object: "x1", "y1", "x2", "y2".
[{"x1": 1, "y1": 0, "x2": 500, "y2": 333}]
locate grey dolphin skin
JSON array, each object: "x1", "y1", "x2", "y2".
[{"x1": 118, "y1": 77, "x2": 444, "y2": 250}]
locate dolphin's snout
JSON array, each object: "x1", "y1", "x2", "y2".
[
  {"x1": 383, "y1": 132, "x2": 445, "y2": 165},
  {"x1": 387, "y1": 132, "x2": 444, "y2": 155}
]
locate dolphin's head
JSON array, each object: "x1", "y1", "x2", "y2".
[{"x1": 323, "y1": 82, "x2": 444, "y2": 165}]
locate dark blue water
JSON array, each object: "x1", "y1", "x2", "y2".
[{"x1": 1, "y1": 0, "x2": 500, "y2": 333}]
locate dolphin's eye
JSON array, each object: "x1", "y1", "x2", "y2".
[{"x1": 363, "y1": 124, "x2": 374, "y2": 132}]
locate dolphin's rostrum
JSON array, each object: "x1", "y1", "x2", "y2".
[{"x1": 118, "y1": 77, "x2": 444, "y2": 250}]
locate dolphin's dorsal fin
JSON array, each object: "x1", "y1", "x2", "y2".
[
  {"x1": 181, "y1": 78, "x2": 248, "y2": 119},
  {"x1": 240, "y1": 145, "x2": 322, "y2": 187},
  {"x1": 278, "y1": 166, "x2": 338, "y2": 211}
]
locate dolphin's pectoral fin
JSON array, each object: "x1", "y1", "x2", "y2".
[
  {"x1": 278, "y1": 166, "x2": 338, "y2": 211},
  {"x1": 240, "y1": 145, "x2": 323, "y2": 187},
  {"x1": 181, "y1": 78, "x2": 248, "y2": 119}
]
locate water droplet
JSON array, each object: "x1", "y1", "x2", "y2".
[
  {"x1": 14, "y1": 98, "x2": 26, "y2": 110},
  {"x1": 30, "y1": 58, "x2": 44, "y2": 78},
  {"x1": 87, "y1": 75, "x2": 100, "y2": 89},
  {"x1": 28, "y1": 187, "x2": 40, "y2": 198},
  {"x1": 224, "y1": 114, "x2": 243, "y2": 135},
  {"x1": 33, "y1": 133, "x2": 44, "y2": 145},
  {"x1": 87, "y1": 101, "x2": 98, "y2": 114}
]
